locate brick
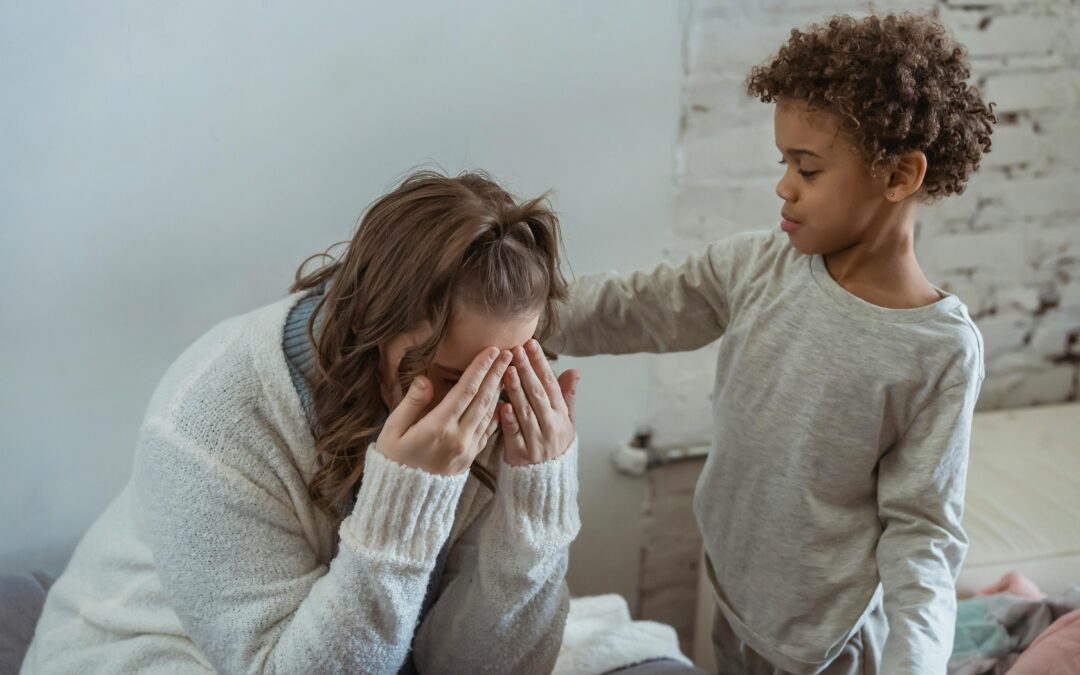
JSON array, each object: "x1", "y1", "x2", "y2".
[
  {"x1": 981, "y1": 122, "x2": 1048, "y2": 170},
  {"x1": 674, "y1": 179, "x2": 779, "y2": 239},
  {"x1": 980, "y1": 172, "x2": 1080, "y2": 225},
  {"x1": 983, "y1": 70, "x2": 1079, "y2": 113},
  {"x1": 681, "y1": 121, "x2": 779, "y2": 179},
  {"x1": 1030, "y1": 305, "x2": 1080, "y2": 358},
  {"x1": 690, "y1": 18, "x2": 793, "y2": 76},
  {"x1": 1044, "y1": 114, "x2": 1080, "y2": 169},
  {"x1": 650, "y1": 347, "x2": 720, "y2": 447},
  {"x1": 1027, "y1": 222, "x2": 1080, "y2": 277},
  {"x1": 996, "y1": 286, "x2": 1043, "y2": 313},
  {"x1": 937, "y1": 275, "x2": 993, "y2": 316},
  {"x1": 981, "y1": 360, "x2": 1077, "y2": 409},
  {"x1": 757, "y1": 0, "x2": 934, "y2": 17},
  {"x1": 953, "y1": 16, "x2": 1063, "y2": 58},
  {"x1": 682, "y1": 73, "x2": 765, "y2": 131},
  {"x1": 919, "y1": 230, "x2": 1025, "y2": 274},
  {"x1": 976, "y1": 310, "x2": 1033, "y2": 359}
]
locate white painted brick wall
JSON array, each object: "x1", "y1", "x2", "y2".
[{"x1": 651, "y1": 0, "x2": 1080, "y2": 446}]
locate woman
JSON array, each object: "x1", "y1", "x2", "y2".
[{"x1": 22, "y1": 170, "x2": 581, "y2": 674}]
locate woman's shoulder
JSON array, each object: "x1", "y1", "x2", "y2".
[
  {"x1": 132, "y1": 293, "x2": 318, "y2": 512},
  {"x1": 141, "y1": 293, "x2": 309, "y2": 440}
]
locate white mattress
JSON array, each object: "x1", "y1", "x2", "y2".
[{"x1": 957, "y1": 402, "x2": 1080, "y2": 597}]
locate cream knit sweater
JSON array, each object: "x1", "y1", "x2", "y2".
[{"x1": 21, "y1": 293, "x2": 581, "y2": 675}]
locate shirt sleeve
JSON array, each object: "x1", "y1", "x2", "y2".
[
  {"x1": 875, "y1": 377, "x2": 980, "y2": 673},
  {"x1": 411, "y1": 440, "x2": 581, "y2": 674},
  {"x1": 546, "y1": 232, "x2": 767, "y2": 357},
  {"x1": 134, "y1": 422, "x2": 467, "y2": 675}
]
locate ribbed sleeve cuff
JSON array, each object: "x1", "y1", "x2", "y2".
[
  {"x1": 339, "y1": 446, "x2": 468, "y2": 564},
  {"x1": 496, "y1": 438, "x2": 581, "y2": 549}
]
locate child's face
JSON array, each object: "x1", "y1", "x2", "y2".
[{"x1": 773, "y1": 98, "x2": 891, "y2": 255}]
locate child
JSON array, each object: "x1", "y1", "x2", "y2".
[{"x1": 550, "y1": 13, "x2": 995, "y2": 674}]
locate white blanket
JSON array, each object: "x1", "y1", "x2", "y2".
[{"x1": 554, "y1": 594, "x2": 693, "y2": 674}]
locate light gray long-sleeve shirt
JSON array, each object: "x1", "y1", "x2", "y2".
[{"x1": 550, "y1": 231, "x2": 984, "y2": 674}]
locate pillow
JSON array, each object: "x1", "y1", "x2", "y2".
[{"x1": 0, "y1": 573, "x2": 54, "y2": 674}]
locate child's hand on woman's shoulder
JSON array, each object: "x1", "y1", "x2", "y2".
[{"x1": 499, "y1": 339, "x2": 579, "y2": 466}]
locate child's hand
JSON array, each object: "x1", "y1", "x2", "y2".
[
  {"x1": 376, "y1": 347, "x2": 512, "y2": 475},
  {"x1": 499, "y1": 339, "x2": 578, "y2": 466}
]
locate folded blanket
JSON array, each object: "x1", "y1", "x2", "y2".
[
  {"x1": 949, "y1": 572, "x2": 1080, "y2": 675},
  {"x1": 554, "y1": 594, "x2": 692, "y2": 675},
  {"x1": 1009, "y1": 608, "x2": 1080, "y2": 675}
]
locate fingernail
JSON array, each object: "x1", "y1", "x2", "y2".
[
  {"x1": 529, "y1": 339, "x2": 540, "y2": 353},
  {"x1": 413, "y1": 378, "x2": 427, "y2": 390}
]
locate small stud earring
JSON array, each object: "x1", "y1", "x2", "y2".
[{"x1": 888, "y1": 191, "x2": 895, "y2": 198}]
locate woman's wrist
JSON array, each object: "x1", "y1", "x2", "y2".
[
  {"x1": 339, "y1": 445, "x2": 468, "y2": 564},
  {"x1": 495, "y1": 437, "x2": 581, "y2": 548}
]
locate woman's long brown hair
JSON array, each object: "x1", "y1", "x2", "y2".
[{"x1": 291, "y1": 170, "x2": 567, "y2": 518}]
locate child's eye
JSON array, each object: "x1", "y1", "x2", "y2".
[{"x1": 779, "y1": 158, "x2": 818, "y2": 178}]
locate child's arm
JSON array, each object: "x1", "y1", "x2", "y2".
[
  {"x1": 875, "y1": 377, "x2": 981, "y2": 673},
  {"x1": 548, "y1": 232, "x2": 765, "y2": 357}
]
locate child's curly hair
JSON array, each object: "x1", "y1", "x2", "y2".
[{"x1": 747, "y1": 13, "x2": 996, "y2": 199}]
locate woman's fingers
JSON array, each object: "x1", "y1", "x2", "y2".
[
  {"x1": 437, "y1": 347, "x2": 501, "y2": 420},
  {"x1": 460, "y1": 350, "x2": 512, "y2": 435},
  {"x1": 499, "y1": 402, "x2": 530, "y2": 465},
  {"x1": 558, "y1": 369, "x2": 580, "y2": 426},
  {"x1": 504, "y1": 365, "x2": 543, "y2": 455},
  {"x1": 513, "y1": 345, "x2": 559, "y2": 436},
  {"x1": 382, "y1": 375, "x2": 434, "y2": 439},
  {"x1": 526, "y1": 340, "x2": 566, "y2": 413},
  {"x1": 479, "y1": 411, "x2": 500, "y2": 450}
]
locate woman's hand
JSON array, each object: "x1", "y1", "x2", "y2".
[
  {"x1": 376, "y1": 347, "x2": 512, "y2": 475},
  {"x1": 499, "y1": 339, "x2": 579, "y2": 466}
]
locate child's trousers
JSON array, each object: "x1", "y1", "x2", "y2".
[{"x1": 710, "y1": 602, "x2": 888, "y2": 675}]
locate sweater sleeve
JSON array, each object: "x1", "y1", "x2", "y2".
[
  {"x1": 411, "y1": 440, "x2": 581, "y2": 674},
  {"x1": 546, "y1": 233, "x2": 763, "y2": 357},
  {"x1": 875, "y1": 379, "x2": 979, "y2": 674},
  {"x1": 134, "y1": 421, "x2": 466, "y2": 675}
]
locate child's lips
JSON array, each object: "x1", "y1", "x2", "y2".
[{"x1": 780, "y1": 212, "x2": 802, "y2": 233}]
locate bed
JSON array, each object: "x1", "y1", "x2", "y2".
[{"x1": 957, "y1": 402, "x2": 1080, "y2": 598}]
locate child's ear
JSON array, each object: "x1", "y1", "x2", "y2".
[{"x1": 884, "y1": 151, "x2": 928, "y2": 202}]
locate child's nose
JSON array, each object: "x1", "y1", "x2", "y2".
[{"x1": 776, "y1": 173, "x2": 796, "y2": 203}]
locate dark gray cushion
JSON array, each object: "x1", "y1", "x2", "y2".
[{"x1": 0, "y1": 573, "x2": 53, "y2": 675}]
